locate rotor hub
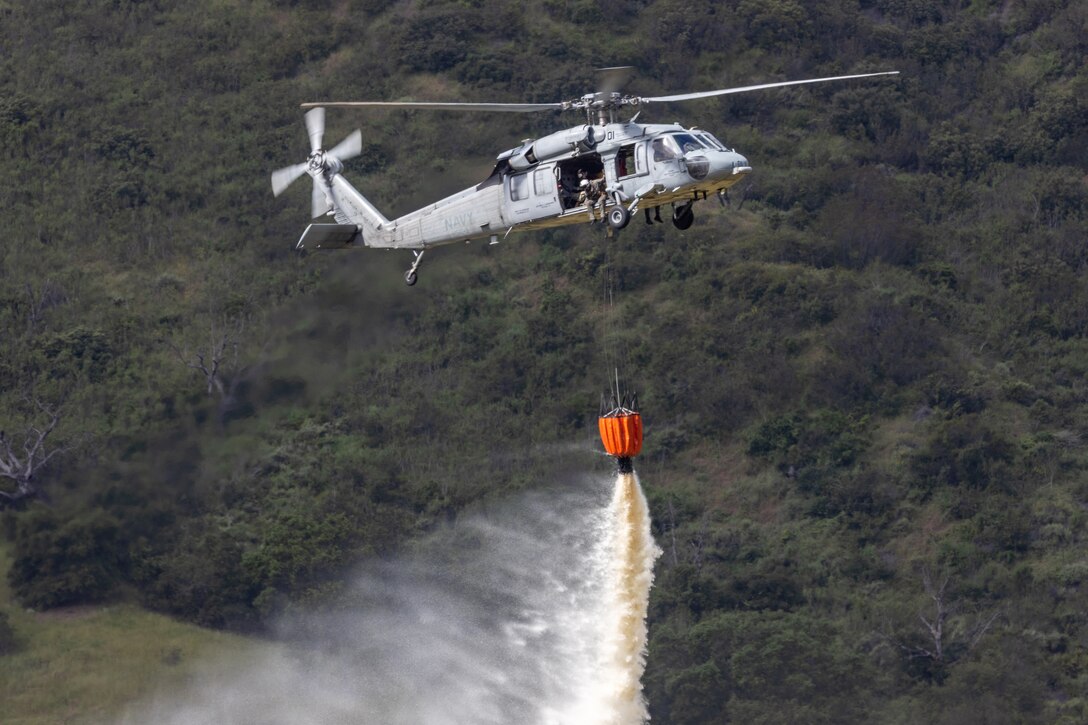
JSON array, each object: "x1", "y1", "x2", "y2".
[
  {"x1": 307, "y1": 150, "x2": 344, "y2": 177},
  {"x1": 574, "y1": 91, "x2": 629, "y2": 111}
]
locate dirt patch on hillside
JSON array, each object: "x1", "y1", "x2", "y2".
[{"x1": 33, "y1": 604, "x2": 104, "y2": 622}]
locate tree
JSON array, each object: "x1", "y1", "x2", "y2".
[
  {"x1": 0, "y1": 398, "x2": 68, "y2": 509},
  {"x1": 167, "y1": 317, "x2": 256, "y2": 424},
  {"x1": 887, "y1": 567, "x2": 1002, "y2": 679}
]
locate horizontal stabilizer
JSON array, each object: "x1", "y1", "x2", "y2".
[{"x1": 296, "y1": 223, "x2": 360, "y2": 250}]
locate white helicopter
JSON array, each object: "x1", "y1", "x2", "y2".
[{"x1": 271, "y1": 68, "x2": 898, "y2": 286}]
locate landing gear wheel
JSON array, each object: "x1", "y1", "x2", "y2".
[
  {"x1": 405, "y1": 249, "x2": 424, "y2": 287},
  {"x1": 607, "y1": 206, "x2": 631, "y2": 230},
  {"x1": 672, "y1": 206, "x2": 695, "y2": 230}
]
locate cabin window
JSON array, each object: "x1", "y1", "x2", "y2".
[
  {"x1": 510, "y1": 172, "x2": 529, "y2": 201},
  {"x1": 615, "y1": 144, "x2": 638, "y2": 179},
  {"x1": 533, "y1": 168, "x2": 552, "y2": 196}
]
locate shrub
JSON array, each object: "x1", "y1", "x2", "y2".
[{"x1": 9, "y1": 508, "x2": 123, "y2": 609}]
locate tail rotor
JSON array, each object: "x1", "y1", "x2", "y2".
[
  {"x1": 271, "y1": 108, "x2": 363, "y2": 218},
  {"x1": 305, "y1": 106, "x2": 326, "y2": 154}
]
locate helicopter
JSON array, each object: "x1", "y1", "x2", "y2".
[{"x1": 271, "y1": 68, "x2": 898, "y2": 286}]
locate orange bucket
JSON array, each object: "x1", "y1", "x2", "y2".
[{"x1": 598, "y1": 413, "x2": 643, "y2": 458}]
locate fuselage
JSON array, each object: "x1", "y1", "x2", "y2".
[{"x1": 349, "y1": 122, "x2": 750, "y2": 250}]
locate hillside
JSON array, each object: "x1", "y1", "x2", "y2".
[
  {"x1": 0, "y1": 544, "x2": 266, "y2": 724},
  {"x1": 1, "y1": 0, "x2": 1087, "y2": 722}
]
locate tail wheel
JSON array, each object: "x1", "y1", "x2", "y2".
[{"x1": 607, "y1": 206, "x2": 631, "y2": 230}]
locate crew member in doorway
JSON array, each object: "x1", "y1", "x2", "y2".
[{"x1": 579, "y1": 169, "x2": 606, "y2": 223}]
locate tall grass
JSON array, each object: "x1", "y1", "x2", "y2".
[{"x1": 0, "y1": 544, "x2": 262, "y2": 724}]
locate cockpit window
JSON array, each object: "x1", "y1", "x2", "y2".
[
  {"x1": 653, "y1": 133, "x2": 707, "y2": 161},
  {"x1": 671, "y1": 134, "x2": 707, "y2": 153},
  {"x1": 696, "y1": 133, "x2": 726, "y2": 151},
  {"x1": 652, "y1": 136, "x2": 681, "y2": 161}
]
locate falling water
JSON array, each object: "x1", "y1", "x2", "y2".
[
  {"x1": 124, "y1": 472, "x2": 660, "y2": 725},
  {"x1": 596, "y1": 471, "x2": 662, "y2": 724}
]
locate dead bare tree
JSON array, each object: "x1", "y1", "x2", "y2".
[
  {"x1": 167, "y1": 317, "x2": 256, "y2": 423},
  {"x1": 888, "y1": 566, "x2": 1002, "y2": 665},
  {"x1": 23, "y1": 280, "x2": 69, "y2": 336},
  {"x1": 914, "y1": 567, "x2": 951, "y2": 661},
  {"x1": 689, "y1": 513, "x2": 710, "y2": 569},
  {"x1": 169, "y1": 322, "x2": 236, "y2": 397},
  {"x1": 0, "y1": 399, "x2": 68, "y2": 508},
  {"x1": 734, "y1": 180, "x2": 752, "y2": 210}
]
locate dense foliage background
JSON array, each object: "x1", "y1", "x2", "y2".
[{"x1": 2, "y1": 0, "x2": 1087, "y2": 721}]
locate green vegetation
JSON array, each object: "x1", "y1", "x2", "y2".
[
  {"x1": 1, "y1": 0, "x2": 1087, "y2": 721},
  {"x1": 0, "y1": 544, "x2": 266, "y2": 724}
]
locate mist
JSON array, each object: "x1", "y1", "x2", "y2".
[{"x1": 123, "y1": 471, "x2": 658, "y2": 725}]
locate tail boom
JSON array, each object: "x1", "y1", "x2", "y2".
[{"x1": 330, "y1": 175, "x2": 391, "y2": 246}]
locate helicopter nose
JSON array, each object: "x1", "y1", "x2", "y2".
[
  {"x1": 685, "y1": 154, "x2": 711, "y2": 180},
  {"x1": 699, "y1": 151, "x2": 751, "y2": 182}
]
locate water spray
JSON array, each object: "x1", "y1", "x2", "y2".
[
  {"x1": 124, "y1": 373, "x2": 659, "y2": 723},
  {"x1": 595, "y1": 382, "x2": 660, "y2": 723}
]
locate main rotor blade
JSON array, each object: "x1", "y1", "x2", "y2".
[
  {"x1": 328, "y1": 129, "x2": 362, "y2": 161},
  {"x1": 305, "y1": 107, "x2": 325, "y2": 153},
  {"x1": 271, "y1": 162, "x2": 308, "y2": 197},
  {"x1": 639, "y1": 71, "x2": 899, "y2": 104},
  {"x1": 597, "y1": 66, "x2": 636, "y2": 95},
  {"x1": 301, "y1": 101, "x2": 565, "y2": 113}
]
